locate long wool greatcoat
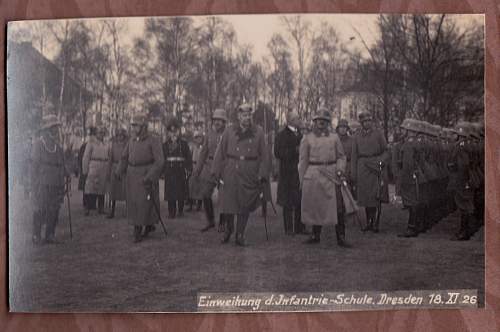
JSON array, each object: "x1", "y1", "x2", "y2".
[
  {"x1": 447, "y1": 139, "x2": 474, "y2": 213},
  {"x1": 118, "y1": 134, "x2": 164, "y2": 226},
  {"x1": 193, "y1": 128, "x2": 224, "y2": 198},
  {"x1": 211, "y1": 124, "x2": 269, "y2": 214},
  {"x1": 274, "y1": 126, "x2": 302, "y2": 207},
  {"x1": 82, "y1": 137, "x2": 109, "y2": 195},
  {"x1": 398, "y1": 136, "x2": 420, "y2": 207},
  {"x1": 162, "y1": 138, "x2": 192, "y2": 201},
  {"x1": 351, "y1": 128, "x2": 389, "y2": 207},
  {"x1": 31, "y1": 134, "x2": 65, "y2": 211},
  {"x1": 298, "y1": 131, "x2": 346, "y2": 226},
  {"x1": 338, "y1": 134, "x2": 353, "y2": 183},
  {"x1": 188, "y1": 142, "x2": 203, "y2": 200},
  {"x1": 108, "y1": 140, "x2": 127, "y2": 201}
]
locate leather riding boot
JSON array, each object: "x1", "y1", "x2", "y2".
[
  {"x1": 305, "y1": 225, "x2": 321, "y2": 244},
  {"x1": 97, "y1": 195, "x2": 105, "y2": 214},
  {"x1": 107, "y1": 201, "x2": 116, "y2": 219},
  {"x1": 134, "y1": 226, "x2": 143, "y2": 243},
  {"x1": 221, "y1": 215, "x2": 234, "y2": 243},
  {"x1": 201, "y1": 198, "x2": 215, "y2": 232},
  {"x1": 143, "y1": 225, "x2": 156, "y2": 237},
  {"x1": 218, "y1": 214, "x2": 226, "y2": 233},
  {"x1": 372, "y1": 207, "x2": 380, "y2": 233},
  {"x1": 363, "y1": 207, "x2": 373, "y2": 232},
  {"x1": 336, "y1": 215, "x2": 351, "y2": 248},
  {"x1": 44, "y1": 209, "x2": 59, "y2": 244},
  {"x1": 398, "y1": 207, "x2": 419, "y2": 238},
  {"x1": 451, "y1": 213, "x2": 470, "y2": 241},
  {"x1": 235, "y1": 214, "x2": 249, "y2": 246}
]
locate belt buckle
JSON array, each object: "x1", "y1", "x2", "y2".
[{"x1": 239, "y1": 156, "x2": 244, "y2": 160}]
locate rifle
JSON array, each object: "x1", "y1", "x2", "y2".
[
  {"x1": 375, "y1": 161, "x2": 383, "y2": 230},
  {"x1": 146, "y1": 185, "x2": 168, "y2": 237},
  {"x1": 259, "y1": 184, "x2": 269, "y2": 241}
]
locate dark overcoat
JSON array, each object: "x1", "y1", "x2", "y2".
[
  {"x1": 211, "y1": 124, "x2": 269, "y2": 214},
  {"x1": 274, "y1": 126, "x2": 302, "y2": 207},
  {"x1": 118, "y1": 134, "x2": 164, "y2": 226},
  {"x1": 31, "y1": 134, "x2": 65, "y2": 211},
  {"x1": 398, "y1": 137, "x2": 420, "y2": 207},
  {"x1": 162, "y1": 138, "x2": 192, "y2": 201},
  {"x1": 447, "y1": 140, "x2": 474, "y2": 213},
  {"x1": 351, "y1": 128, "x2": 389, "y2": 207}
]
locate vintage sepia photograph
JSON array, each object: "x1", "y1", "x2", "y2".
[{"x1": 7, "y1": 13, "x2": 484, "y2": 312}]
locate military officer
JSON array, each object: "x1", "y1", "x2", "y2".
[
  {"x1": 107, "y1": 127, "x2": 128, "y2": 219},
  {"x1": 193, "y1": 108, "x2": 228, "y2": 232},
  {"x1": 395, "y1": 119, "x2": 422, "y2": 237},
  {"x1": 351, "y1": 111, "x2": 389, "y2": 233},
  {"x1": 299, "y1": 108, "x2": 348, "y2": 247},
  {"x1": 117, "y1": 114, "x2": 164, "y2": 243},
  {"x1": 211, "y1": 103, "x2": 270, "y2": 246},
  {"x1": 447, "y1": 122, "x2": 475, "y2": 241},
  {"x1": 31, "y1": 114, "x2": 67, "y2": 244},
  {"x1": 274, "y1": 110, "x2": 306, "y2": 235},
  {"x1": 82, "y1": 126, "x2": 109, "y2": 216},
  {"x1": 162, "y1": 118, "x2": 192, "y2": 218}
]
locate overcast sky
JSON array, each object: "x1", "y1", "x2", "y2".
[{"x1": 10, "y1": 14, "x2": 483, "y2": 63}]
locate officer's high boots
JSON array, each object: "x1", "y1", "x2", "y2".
[
  {"x1": 221, "y1": 214, "x2": 234, "y2": 243},
  {"x1": 398, "y1": 207, "x2": 419, "y2": 238},
  {"x1": 218, "y1": 213, "x2": 226, "y2": 233},
  {"x1": 97, "y1": 195, "x2": 105, "y2": 214},
  {"x1": 133, "y1": 226, "x2": 143, "y2": 243},
  {"x1": 372, "y1": 207, "x2": 380, "y2": 233},
  {"x1": 235, "y1": 213, "x2": 249, "y2": 246},
  {"x1": 32, "y1": 211, "x2": 42, "y2": 244},
  {"x1": 305, "y1": 225, "x2": 321, "y2": 244},
  {"x1": 363, "y1": 207, "x2": 376, "y2": 232},
  {"x1": 451, "y1": 213, "x2": 471, "y2": 241},
  {"x1": 201, "y1": 198, "x2": 215, "y2": 232},
  {"x1": 107, "y1": 200, "x2": 116, "y2": 219},
  {"x1": 335, "y1": 214, "x2": 351, "y2": 248}
]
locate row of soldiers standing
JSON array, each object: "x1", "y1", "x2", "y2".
[{"x1": 392, "y1": 119, "x2": 484, "y2": 240}]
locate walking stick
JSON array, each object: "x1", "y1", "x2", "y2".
[
  {"x1": 65, "y1": 177, "x2": 73, "y2": 239},
  {"x1": 147, "y1": 186, "x2": 168, "y2": 237},
  {"x1": 259, "y1": 186, "x2": 269, "y2": 241}
]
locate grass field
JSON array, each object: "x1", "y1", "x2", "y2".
[{"x1": 8, "y1": 178, "x2": 484, "y2": 312}]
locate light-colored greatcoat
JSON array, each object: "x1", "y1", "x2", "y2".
[
  {"x1": 108, "y1": 140, "x2": 127, "y2": 201},
  {"x1": 118, "y1": 134, "x2": 164, "y2": 226},
  {"x1": 82, "y1": 137, "x2": 109, "y2": 195},
  {"x1": 298, "y1": 131, "x2": 346, "y2": 226}
]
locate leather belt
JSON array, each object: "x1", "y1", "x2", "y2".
[
  {"x1": 227, "y1": 154, "x2": 258, "y2": 161},
  {"x1": 128, "y1": 160, "x2": 154, "y2": 167},
  {"x1": 41, "y1": 161, "x2": 62, "y2": 167},
  {"x1": 309, "y1": 160, "x2": 336, "y2": 166},
  {"x1": 166, "y1": 157, "x2": 185, "y2": 162}
]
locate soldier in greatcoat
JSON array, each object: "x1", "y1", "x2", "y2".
[
  {"x1": 395, "y1": 119, "x2": 422, "y2": 237},
  {"x1": 274, "y1": 110, "x2": 306, "y2": 235},
  {"x1": 351, "y1": 111, "x2": 389, "y2": 233},
  {"x1": 162, "y1": 118, "x2": 192, "y2": 218},
  {"x1": 31, "y1": 114, "x2": 67, "y2": 244},
  {"x1": 447, "y1": 122, "x2": 476, "y2": 241},
  {"x1": 299, "y1": 108, "x2": 349, "y2": 247},
  {"x1": 117, "y1": 114, "x2": 164, "y2": 243},
  {"x1": 193, "y1": 108, "x2": 228, "y2": 232},
  {"x1": 211, "y1": 104, "x2": 270, "y2": 246},
  {"x1": 82, "y1": 126, "x2": 109, "y2": 216},
  {"x1": 106, "y1": 127, "x2": 128, "y2": 219}
]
